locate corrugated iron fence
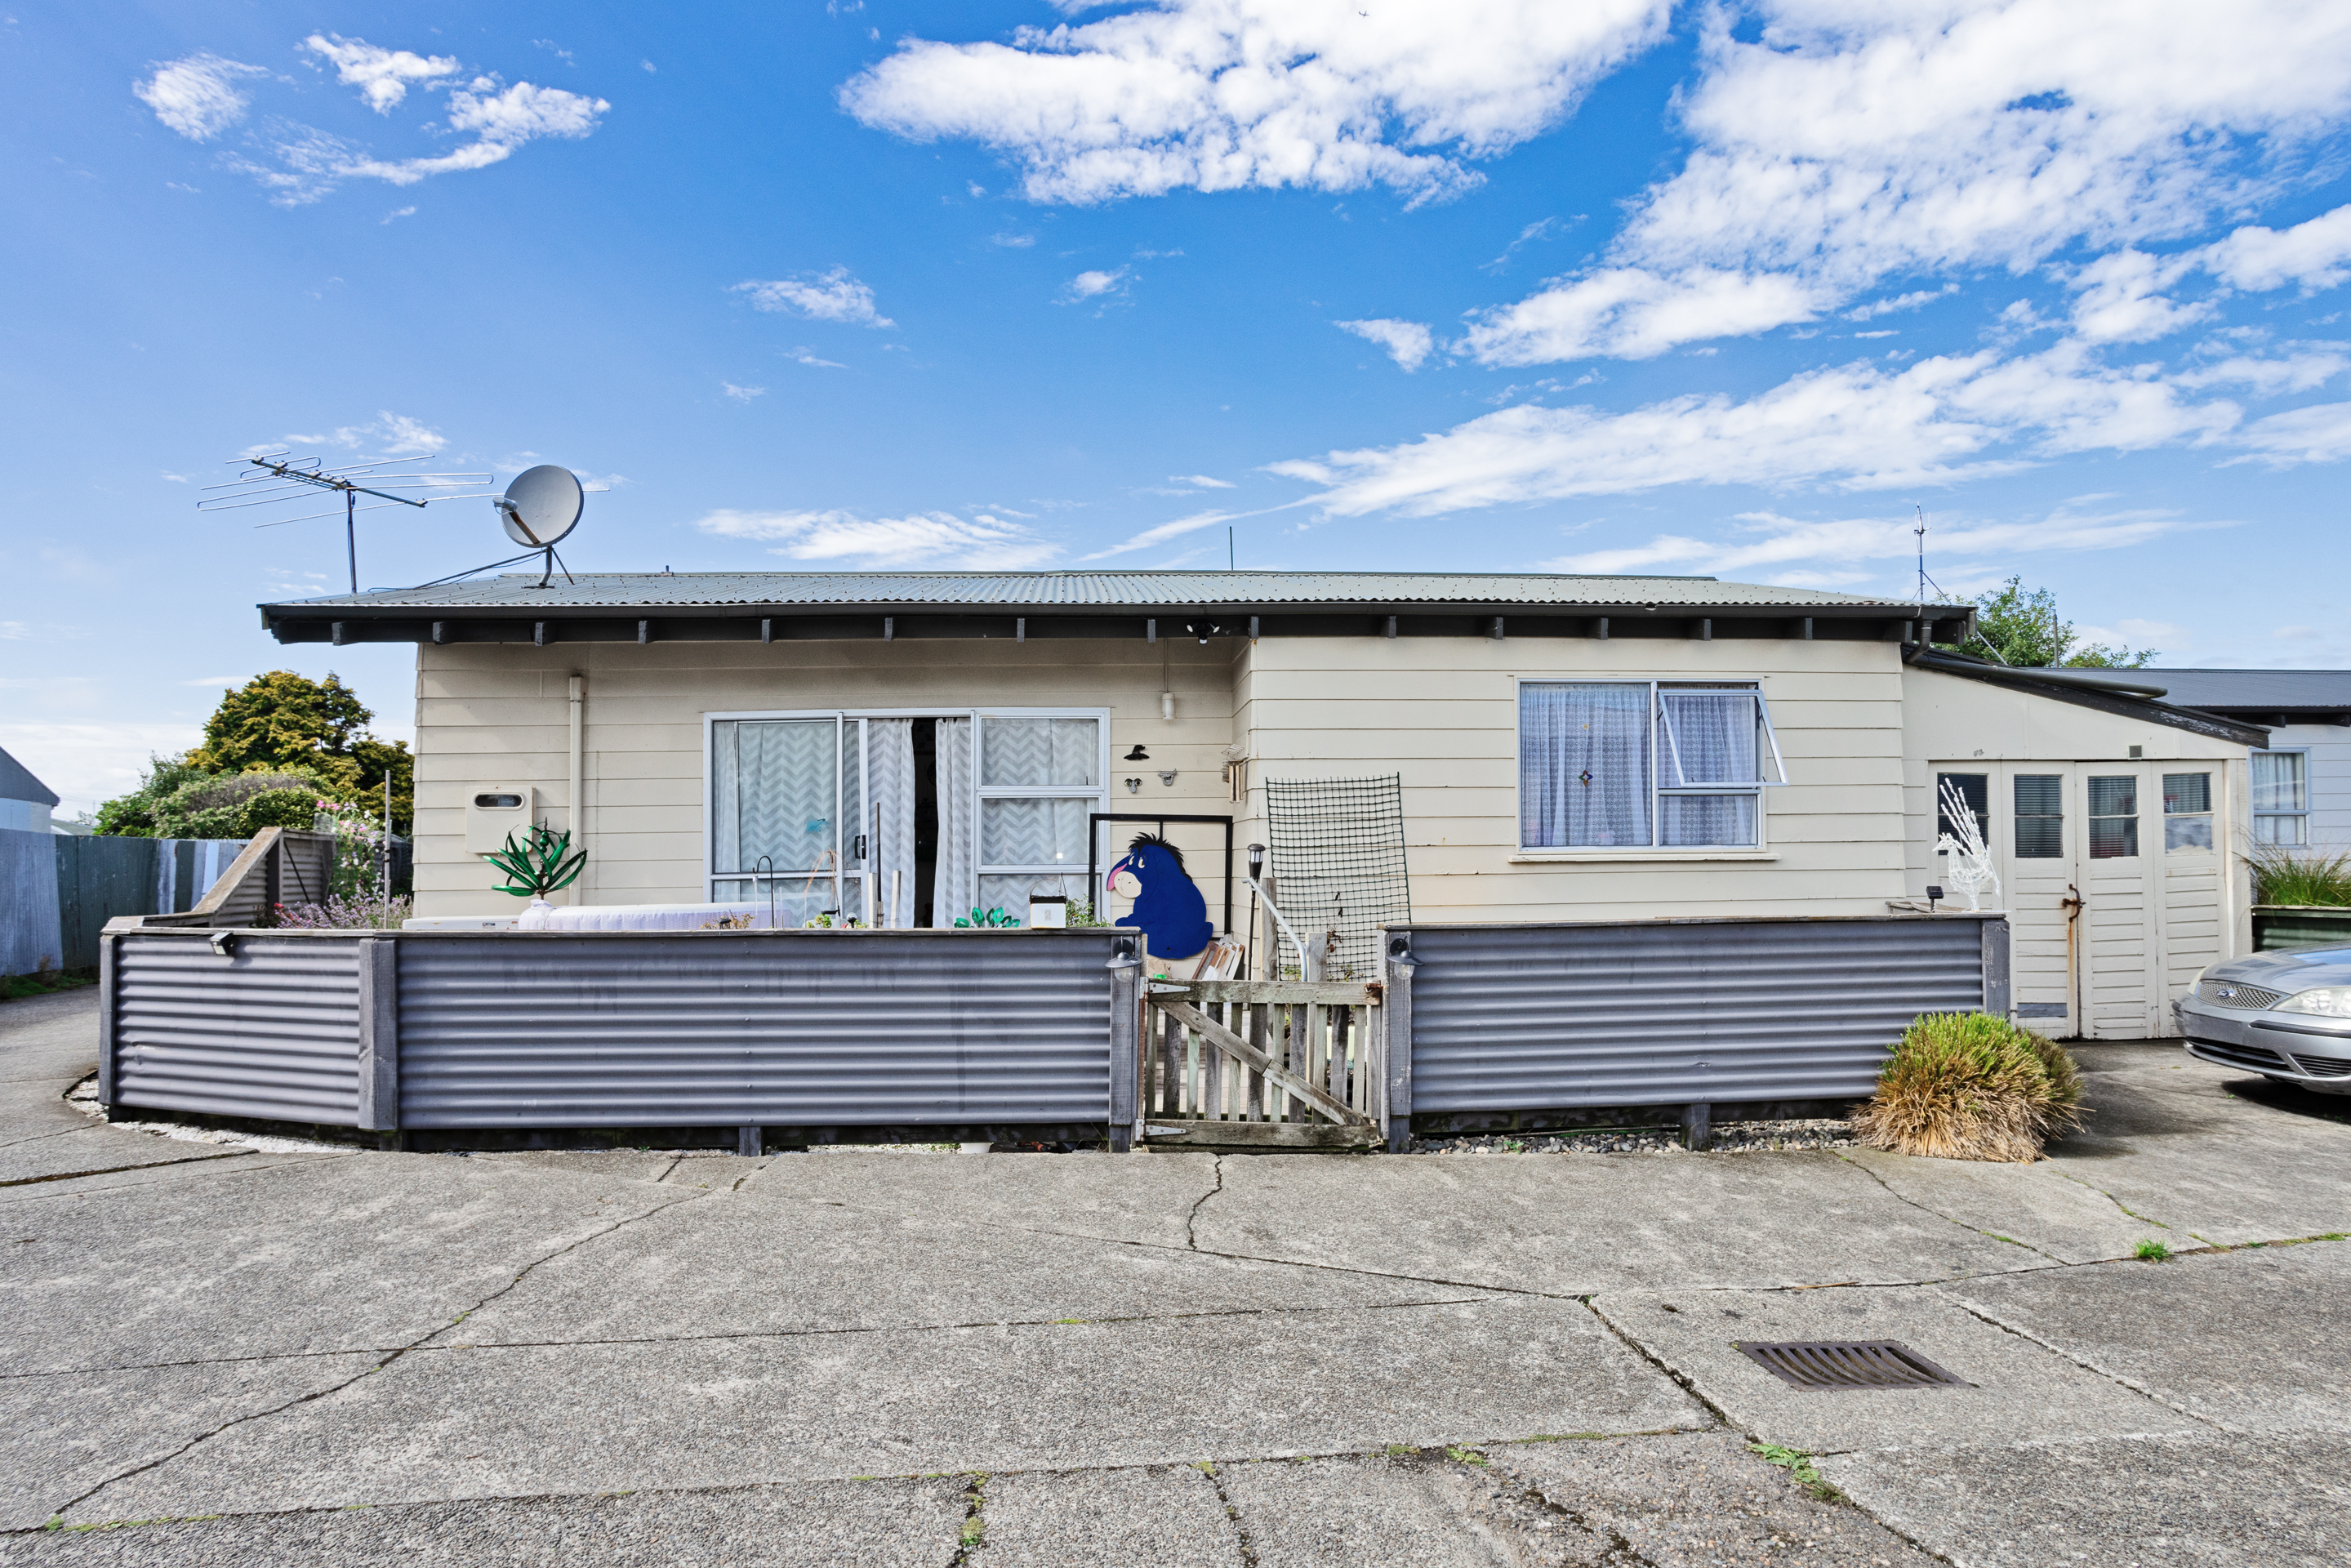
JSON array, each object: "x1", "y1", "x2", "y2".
[
  {"x1": 1385, "y1": 915, "x2": 2006, "y2": 1140},
  {"x1": 103, "y1": 927, "x2": 1138, "y2": 1139}
]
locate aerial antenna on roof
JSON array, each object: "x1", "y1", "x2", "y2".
[
  {"x1": 407, "y1": 465, "x2": 586, "y2": 590},
  {"x1": 1914, "y1": 505, "x2": 1929, "y2": 608},
  {"x1": 200, "y1": 453, "x2": 492, "y2": 595}
]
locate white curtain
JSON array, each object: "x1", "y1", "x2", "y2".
[
  {"x1": 864, "y1": 719, "x2": 917, "y2": 926},
  {"x1": 1520, "y1": 684, "x2": 1651, "y2": 848},
  {"x1": 1659, "y1": 692, "x2": 1758, "y2": 785},
  {"x1": 932, "y1": 717, "x2": 974, "y2": 927}
]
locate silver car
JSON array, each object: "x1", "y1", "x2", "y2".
[{"x1": 2176, "y1": 946, "x2": 2351, "y2": 1094}]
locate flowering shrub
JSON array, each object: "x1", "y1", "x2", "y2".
[
  {"x1": 312, "y1": 797, "x2": 396, "y2": 898},
  {"x1": 274, "y1": 895, "x2": 414, "y2": 930}
]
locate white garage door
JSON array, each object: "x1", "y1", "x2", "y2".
[{"x1": 1931, "y1": 762, "x2": 2224, "y2": 1040}]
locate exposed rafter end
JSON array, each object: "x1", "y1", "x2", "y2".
[{"x1": 638, "y1": 620, "x2": 652, "y2": 645}]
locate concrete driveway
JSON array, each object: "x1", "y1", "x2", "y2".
[{"x1": 3, "y1": 988, "x2": 2348, "y2": 1566}]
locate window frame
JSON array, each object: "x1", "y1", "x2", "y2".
[
  {"x1": 2251, "y1": 746, "x2": 2311, "y2": 847},
  {"x1": 1512, "y1": 676, "x2": 1787, "y2": 859},
  {"x1": 2161, "y1": 769, "x2": 2217, "y2": 856},
  {"x1": 703, "y1": 706, "x2": 1111, "y2": 914}
]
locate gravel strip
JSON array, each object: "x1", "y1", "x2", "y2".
[{"x1": 1410, "y1": 1118, "x2": 1856, "y2": 1156}]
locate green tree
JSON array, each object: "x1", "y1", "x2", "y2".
[
  {"x1": 1937, "y1": 577, "x2": 2157, "y2": 668},
  {"x1": 96, "y1": 671, "x2": 415, "y2": 836}
]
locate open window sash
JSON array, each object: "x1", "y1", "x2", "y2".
[{"x1": 1655, "y1": 688, "x2": 1788, "y2": 793}]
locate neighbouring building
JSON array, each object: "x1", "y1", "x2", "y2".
[
  {"x1": 0, "y1": 746, "x2": 57, "y2": 835},
  {"x1": 259, "y1": 571, "x2": 2267, "y2": 1040},
  {"x1": 2150, "y1": 670, "x2": 2351, "y2": 849}
]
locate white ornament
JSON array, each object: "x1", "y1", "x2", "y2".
[{"x1": 1935, "y1": 777, "x2": 2000, "y2": 912}]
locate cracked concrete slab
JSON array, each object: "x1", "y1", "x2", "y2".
[
  {"x1": 1943, "y1": 1240, "x2": 2351, "y2": 1433},
  {"x1": 1197, "y1": 1150, "x2": 2042, "y2": 1294},
  {"x1": 0, "y1": 1152, "x2": 345, "y2": 1209},
  {"x1": 1837, "y1": 1146, "x2": 2161, "y2": 1264},
  {"x1": 768, "y1": 1147, "x2": 1216, "y2": 1250},
  {"x1": 469, "y1": 1149, "x2": 686, "y2": 1183},
  {"x1": 1589, "y1": 1285, "x2": 2205, "y2": 1454},
  {"x1": 0, "y1": 991, "x2": 101, "y2": 1080},
  {"x1": 62, "y1": 1298, "x2": 1703, "y2": 1522},
  {"x1": 981, "y1": 1464, "x2": 1241, "y2": 1567},
  {"x1": 1486, "y1": 1431, "x2": 1943, "y2": 1566},
  {"x1": 0, "y1": 1128, "x2": 252, "y2": 1189},
  {"x1": 0, "y1": 1475, "x2": 968, "y2": 1566},
  {"x1": 1215, "y1": 1453, "x2": 1588, "y2": 1566},
  {"x1": 430, "y1": 1174, "x2": 1504, "y2": 1350},
  {"x1": 0, "y1": 1154, "x2": 692, "y2": 1376},
  {"x1": 0, "y1": 1353, "x2": 381, "y2": 1532},
  {"x1": 1823, "y1": 1432, "x2": 2351, "y2": 1566}
]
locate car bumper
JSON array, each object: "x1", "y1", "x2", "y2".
[{"x1": 2175, "y1": 997, "x2": 2351, "y2": 1092}]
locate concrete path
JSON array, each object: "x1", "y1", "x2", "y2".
[{"x1": 2, "y1": 991, "x2": 2347, "y2": 1566}]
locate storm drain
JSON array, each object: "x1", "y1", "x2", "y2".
[{"x1": 1735, "y1": 1341, "x2": 1970, "y2": 1392}]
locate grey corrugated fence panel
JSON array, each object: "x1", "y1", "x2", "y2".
[
  {"x1": 140, "y1": 829, "x2": 335, "y2": 929},
  {"x1": 397, "y1": 930, "x2": 1119, "y2": 1129},
  {"x1": 0, "y1": 826, "x2": 64, "y2": 977},
  {"x1": 109, "y1": 931, "x2": 363, "y2": 1124},
  {"x1": 1397, "y1": 917, "x2": 1991, "y2": 1113},
  {"x1": 156, "y1": 838, "x2": 252, "y2": 915},
  {"x1": 55, "y1": 836, "x2": 159, "y2": 970}
]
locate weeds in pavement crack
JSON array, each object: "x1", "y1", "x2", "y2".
[
  {"x1": 1196, "y1": 1459, "x2": 1260, "y2": 1568},
  {"x1": 1832, "y1": 1151, "x2": 2062, "y2": 1263},
  {"x1": 947, "y1": 1473, "x2": 987, "y2": 1566},
  {"x1": 1748, "y1": 1443, "x2": 1843, "y2": 1502}
]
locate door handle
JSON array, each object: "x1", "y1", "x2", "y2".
[
  {"x1": 2059, "y1": 883, "x2": 2084, "y2": 915},
  {"x1": 853, "y1": 833, "x2": 868, "y2": 862}
]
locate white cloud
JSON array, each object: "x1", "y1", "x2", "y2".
[
  {"x1": 1269, "y1": 342, "x2": 2248, "y2": 517},
  {"x1": 2231, "y1": 400, "x2": 2351, "y2": 465},
  {"x1": 231, "y1": 74, "x2": 608, "y2": 203},
  {"x1": 1173, "y1": 474, "x2": 1234, "y2": 488},
  {"x1": 788, "y1": 347, "x2": 848, "y2": 368},
  {"x1": 1458, "y1": 267, "x2": 1819, "y2": 365},
  {"x1": 133, "y1": 53, "x2": 266, "y2": 140},
  {"x1": 268, "y1": 410, "x2": 444, "y2": 456},
  {"x1": 301, "y1": 34, "x2": 458, "y2": 114},
  {"x1": 381, "y1": 205, "x2": 416, "y2": 224},
  {"x1": 991, "y1": 232, "x2": 1036, "y2": 247},
  {"x1": 1846, "y1": 287, "x2": 1957, "y2": 322},
  {"x1": 839, "y1": 0, "x2": 1670, "y2": 205},
  {"x1": 1081, "y1": 510, "x2": 1237, "y2": 559},
  {"x1": 0, "y1": 622, "x2": 29, "y2": 640},
  {"x1": 1336, "y1": 318, "x2": 1435, "y2": 372},
  {"x1": 2205, "y1": 203, "x2": 2351, "y2": 292},
  {"x1": 693, "y1": 508, "x2": 1056, "y2": 568},
  {"x1": 2065, "y1": 249, "x2": 2209, "y2": 344},
  {"x1": 721, "y1": 382, "x2": 768, "y2": 402},
  {"x1": 1543, "y1": 504, "x2": 2209, "y2": 578},
  {"x1": 0, "y1": 721, "x2": 207, "y2": 820},
  {"x1": 1063, "y1": 267, "x2": 1129, "y2": 302},
  {"x1": 733, "y1": 267, "x2": 894, "y2": 327}
]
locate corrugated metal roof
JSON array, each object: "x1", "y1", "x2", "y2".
[
  {"x1": 2150, "y1": 669, "x2": 2351, "y2": 711},
  {"x1": 267, "y1": 569, "x2": 1938, "y2": 613}
]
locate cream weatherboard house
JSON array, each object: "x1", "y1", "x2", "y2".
[{"x1": 261, "y1": 571, "x2": 2266, "y2": 1041}]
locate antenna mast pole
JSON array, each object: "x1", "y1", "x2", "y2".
[{"x1": 1913, "y1": 505, "x2": 1928, "y2": 609}]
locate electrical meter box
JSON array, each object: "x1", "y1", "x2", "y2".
[{"x1": 464, "y1": 785, "x2": 537, "y2": 854}]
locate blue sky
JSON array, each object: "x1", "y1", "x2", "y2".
[{"x1": 7, "y1": 1, "x2": 2351, "y2": 814}]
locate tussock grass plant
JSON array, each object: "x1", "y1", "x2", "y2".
[
  {"x1": 2244, "y1": 842, "x2": 2351, "y2": 906},
  {"x1": 1851, "y1": 1013, "x2": 2084, "y2": 1163}
]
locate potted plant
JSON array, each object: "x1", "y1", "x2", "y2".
[{"x1": 486, "y1": 824, "x2": 586, "y2": 924}]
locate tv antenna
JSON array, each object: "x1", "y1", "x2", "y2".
[
  {"x1": 200, "y1": 453, "x2": 492, "y2": 595},
  {"x1": 410, "y1": 465, "x2": 586, "y2": 591}
]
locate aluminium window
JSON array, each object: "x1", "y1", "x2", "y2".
[
  {"x1": 2087, "y1": 774, "x2": 2139, "y2": 859},
  {"x1": 2251, "y1": 750, "x2": 2309, "y2": 846},
  {"x1": 1520, "y1": 680, "x2": 1786, "y2": 850},
  {"x1": 974, "y1": 712, "x2": 1108, "y2": 914}
]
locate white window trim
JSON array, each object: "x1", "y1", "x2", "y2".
[
  {"x1": 2251, "y1": 746, "x2": 2311, "y2": 844},
  {"x1": 1512, "y1": 675, "x2": 1784, "y2": 858},
  {"x1": 973, "y1": 708, "x2": 1113, "y2": 892}
]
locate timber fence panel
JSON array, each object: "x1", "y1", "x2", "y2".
[{"x1": 1398, "y1": 915, "x2": 1991, "y2": 1114}]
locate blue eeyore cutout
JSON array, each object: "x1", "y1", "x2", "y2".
[{"x1": 1107, "y1": 832, "x2": 1213, "y2": 961}]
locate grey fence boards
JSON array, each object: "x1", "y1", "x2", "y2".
[
  {"x1": 56, "y1": 836, "x2": 158, "y2": 970},
  {"x1": 1396, "y1": 916, "x2": 1996, "y2": 1113},
  {"x1": 105, "y1": 929, "x2": 1120, "y2": 1132},
  {"x1": 398, "y1": 931, "x2": 1117, "y2": 1128},
  {"x1": 0, "y1": 827, "x2": 65, "y2": 977},
  {"x1": 110, "y1": 932, "x2": 364, "y2": 1124}
]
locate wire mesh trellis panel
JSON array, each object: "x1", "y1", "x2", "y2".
[{"x1": 1263, "y1": 773, "x2": 1410, "y2": 981}]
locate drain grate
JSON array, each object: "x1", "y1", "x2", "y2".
[{"x1": 1735, "y1": 1340, "x2": 1970, "y2": 1392}]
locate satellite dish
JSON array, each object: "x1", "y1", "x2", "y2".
[{"x1": 496, "y1": 465, "x2": 584, "y2": 548}]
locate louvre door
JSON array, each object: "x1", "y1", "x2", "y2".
[
  {"x1": 1992, "y1": 765, "x2": 2082, "y2": 1035},
  {"x1": 2077, "y1": 768, "x2": 2159, "y2": 1038}
]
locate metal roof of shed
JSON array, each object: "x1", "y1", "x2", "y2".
[
  {"x1": 0, "y1": 746, "x2": 59, "y2": 808},
  {"x1": 266, "y1": 569, "x2": 1935, "y2": 613},
  {"x1": 2149, "y1": 668, "x2": 2351, "y2": 717}
]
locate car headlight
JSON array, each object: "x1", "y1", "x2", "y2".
[{"x1": 2276, "y1": 987, "x2": 2351, "y2": 1017}]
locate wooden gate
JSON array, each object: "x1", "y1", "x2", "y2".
[{"x1": 1139, "y1": 979, "x2": 1384, "y2": 1149}]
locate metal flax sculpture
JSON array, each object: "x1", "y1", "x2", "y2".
[
  {"x1": 486, "y1": 824, "x2": 586, "y2": 901},
  {"x1": 1935, "y1": 778, "x2": 2000, "y2": 913}
]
